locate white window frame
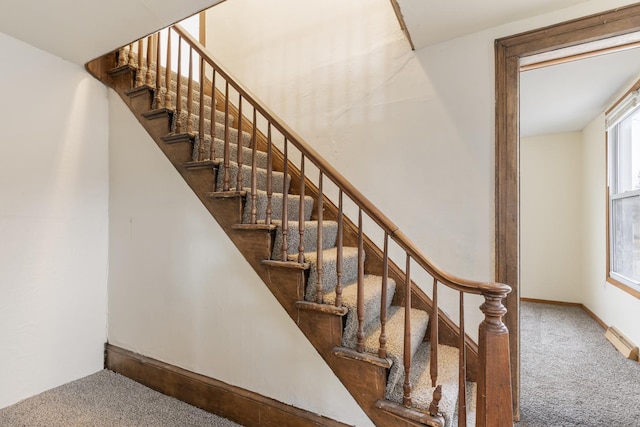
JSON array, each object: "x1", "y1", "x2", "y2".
[{"x1": 607, "y1": 86, "x2": 640, "y2": 297}]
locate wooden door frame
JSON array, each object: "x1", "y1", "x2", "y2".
[{"x1": 495, "y1": 3, "x2": 640, "y2": 420}]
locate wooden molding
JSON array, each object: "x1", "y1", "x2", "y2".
[
  {"x1": 495, "y1": 3, "x2": 640, "y2": 419},
  {"x1": 104, "y1": 344, "x2": 353, "y2": 427}
]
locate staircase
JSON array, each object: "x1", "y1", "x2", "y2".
[{"x1": 87, "y1": 25, "x2": 513, "y2": 427}]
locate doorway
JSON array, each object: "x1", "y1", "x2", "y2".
[{"x1": 495, "y1": 3, "x2": 640, "y2": 420}]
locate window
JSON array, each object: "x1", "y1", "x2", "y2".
[{"x1": 607, "y1": 87, "x2": 640, "y2": 294}]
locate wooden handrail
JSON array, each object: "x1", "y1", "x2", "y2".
[{"x1": 171, "y1": 24, "x2": 511, "y2": 300}]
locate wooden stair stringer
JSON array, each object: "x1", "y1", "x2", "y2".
[{"x1": 87, "y1": 54, "x2": 461, "y2": 427}]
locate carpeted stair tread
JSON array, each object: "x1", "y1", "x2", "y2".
[
  {"x1": 193, "y1": 137, "x2": 268, "y2": 169},
  {"x1": 386, "y1": 343, "x2": 461, "y2": 427},
  {"x1": 175, "y1": 106, "x2": 234, "y2": 131},
  {"x1": 215, "y1": 161, "x2": 289, "y2": 194},
  {"x1": 323, "y1": 275, "x2": 396, "y2": 349},
  {"x1": 364, "y1": 305, "x2": 430, "y2": 397},
  {"x1": 452, "y1": 381, "x2": 476, "y2": 427},
  {"x1": 242, "y1": 190, "x2": 314, "y2": 224},
  {"x1": 269, "y1": 220, "x2": 338, "y2": 260},
  {"x1": 296, "y1": 246, "x2": 360, "y2": 302}
]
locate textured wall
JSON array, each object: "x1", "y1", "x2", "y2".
[{"x1": 0, "y1": 32, "x2": 109, "y2": 409}]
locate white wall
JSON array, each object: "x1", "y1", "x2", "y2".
[
  {"x1": 581, "y1": 113, "x2": 640, "y2": 346},
  {"x1": 521, "y1": 133, "x2": 584, "y2": 302},
  {"x1": 204, "y1": 0, "x2": 640, "y2": 328},
  {"x1": 107, "y1": 92, "x2": 373, "y2": 426},
  {"x1": 0, "y1": 32, "x2": 109, "y2": 409}
]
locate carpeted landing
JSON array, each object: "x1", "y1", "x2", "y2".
[
  {"x1": 0, "y1": 370, "x2": 241, "y2": 427},
  {"x1": 518, "y1": 301, "x2": 640, "y2": 427}
]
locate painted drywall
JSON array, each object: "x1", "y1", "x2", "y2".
[
  {"x1": 521, "y1": 133, "x2": 584, "y2": 302},
  {"x1": 581, "y1": 112, "x2": 640, "y2": 346},
  {"x1": 204, "y1": 0, "x2": 640, "y2": 330},
  {"x1": 0, "y1": 32, "x2": 109, "y2": 409},
  {"x1": 106, "y1": 91, "x2": 373, "y2": 426}
]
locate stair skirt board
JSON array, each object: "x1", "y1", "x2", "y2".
[{"x1": 99, "y1": 53, "x2": 479, "y2": 427}]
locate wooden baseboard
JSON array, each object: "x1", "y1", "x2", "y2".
[
  {"x1": 521, "y1": 298, "x2": 608, "y2": 330},
  {"x1": 104, "y1": 344, "x2": 352, "y2": 427}
]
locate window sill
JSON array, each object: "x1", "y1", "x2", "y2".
[{"x1": 607, "y1": 276, "x2": 640, "y2": 300}]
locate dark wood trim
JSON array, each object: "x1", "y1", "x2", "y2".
[
  {"x1": 520, "y1": 298, "x2": 608, "y2": 330},
  {"x1": 104, "y1": 344, "x2": 353, "y2": 427},
  {"x1": 495, "y1": 3, "x2": 640, "y2": 420}
]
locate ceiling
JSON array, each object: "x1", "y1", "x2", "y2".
[
  {"x1": 395, "y1": 0, "x2": 593, "y2": 50},
  {"x1": 0, "y1": 0, "x2": 223, "y2": 65},
  {"x1": 521, "y1": 46, "x2": 640, "y2": 138},
  {"x1": 1, "y1": 0, "x2": 639, "y2": 138}
]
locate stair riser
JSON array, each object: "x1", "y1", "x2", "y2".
[
  {"x1": 242, "y1": 193, "x2": 314, "y2": 224},
  {"x1": 271, "y1": 221, "x2": 338, "y2": 261},
  {"x1": 216, "y1": 163, "x2": 289, "y2": 195},
  {"x1": 304, "y1": 250, "x2": 359, "y2": 302},
  {"x1": 195, "y1": 139, "x2": 268, "y2": 169}
]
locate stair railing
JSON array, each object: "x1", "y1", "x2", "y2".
[{"x1": 116, "y1": 24, "x2": 513, "y2": 426}]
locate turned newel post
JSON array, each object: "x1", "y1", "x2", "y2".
[{"x1": 476, "y1": 285, "x2": 513, "y2": 427}]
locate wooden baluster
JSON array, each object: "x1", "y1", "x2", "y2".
[
  {"x1": 174, "y1": 37, "x2": 183, "y2": 134},
  {"x1": 223, "y1": 81, "x2": 230, "y2": 191},
  {"x1": 145, "y1": 35, "x2": 153, "y2": 86},
  {"x1": 297, "y1": 155, "x2": 305, "y2": 263},
  {"x1": 335, "y1": 189, "x2": 343, "y2": 308},
  {"x1": 209, "y1": 70, "x2": 216, "y2": 160},
  {"x1": 476, "y1": 286, "x2": 513, "y2": 427},
  {"x1": 186, "y1": 48, "x2": 193, "y2": 134},
  {"x1": 135, "y1": 39, "x2": 144, "y2": 87},
  {"x1": 117, "y1": 46, "x2": 127, "y2": 67},
  {"x1": 403, "y1": 253, "x2": 412, "y2": 407},
  {"x1": 431, "y1": 277, "x2": 439, "y2": 387},
  {"x1": 266, "y1": 123, "x2": 273, "y2": 226},
  {"x1": 356, "y1": 208, "x2": 365, "y2": 352},
  {"x1": 280, "y1": 138, "x2": 289, "y2": 261},
  {"x1": 164, "y1": 31, "x2": 172, "y2": 110},
  {"x1": 378, "y1": 232, "x2": 389, "y2": 359},
  {"x1": 316, "y1": 173, "x2": 324, "y2": 302},
  {"x1": 198, "y1": 56, "x2": 205, "y2": 161},
  {"x1": 236, "y1": 95, "x2": 243, "y2": 192},
  {"x1": 457, "y1": 292, "x2": 467, "y2": 427},
  {"x1": 127, "y1": 43, "x2": 135, "y2": 66},
  {"x1": 154, "y1": 32, "x2": 162, "y2": 109},
  {"x1": 250, "y1": 108, "x2": 258, "y2": 224}
]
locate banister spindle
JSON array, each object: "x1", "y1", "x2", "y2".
[
  {"x1": 316, "y1": 173, "x2": 324, "y2": 302},
  {"x1": 236, "y1": 95, "x2": 244, "y2": 192},
  {"x1": 127, "y1": 43, "x2": 135, "y2": 67},
  {"x1": 250, "y1": 108, "x2": 258, "y2": 224},
  {"x1": 186, "y1": 48, "x2": 194, "y2": 134},
  {"x1": 164, "y1": 31, "x2": 172, "y2": 110},
  {"x1": 145, "y1": 35, "x2": 153, "y2": 86},
  {"x1": 174, "y1": 36, "x2": 183, "y2": 133},
  {"x1": 431, "y1": 277, "x2": 439, "y2": 387},
  {"x1": 403, "y1": 253, "x2": 413, "y2": 407},
  {"x1": 135, "y1": 39, "x2": 144, "y2": 87},
  {"x1": 198, "y1": 56, "x2": 205, "y2": 161},
  {"x1": 223, "y1": 81, "x2": 230, "y2": 191},
  {"x1": 209, "y1": 70, "x2": 216, "y2": 160},
  {"x1": 117, "y1": 46, "x2": 127, "y2": 67},
  {"x1": 266, "y1": 123, "x2": 273, "y2": 226},
  {"x1": 457, "y1": 292, "x2": 467, "y2": 427},
  {"x1": 154, "y1": 32, "x2": 162, "y2": 109},
  {"x1": 378, "y1": 232, "x2": 389, "y2": 359},
  {"x1": 297, "y1": 155, "x2": 305, "y2": 263},
  {"x1": 335, "y1": 189, "x2": 343, "y2": 308},
  {"x1": 280, "y1": 138, "x2": 289, "y2": 261},
  {"x1": 356, "y1": 208, "x2": 365, "y2": 352}
]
